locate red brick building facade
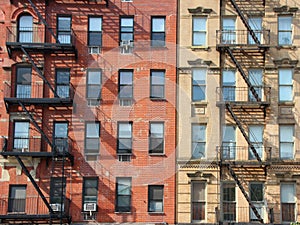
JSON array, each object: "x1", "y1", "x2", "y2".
[{"x1": 0, "y1": 0, "x2": 177, "y2": 224}]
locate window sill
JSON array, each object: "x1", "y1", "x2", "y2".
[
  {"x1": 191, "y1": 46, "x2": 210, "y2": 51},
  {"x1": 149, "y1": 153, "x2": 166, "y2": 157},
  {"x1": 115, "y1": 211, "x2": 132, "y2": 214},
  {"x1": 276, "y1": 45, "x2": 296, "y2": 50},
  {"x1": 278, "y1": 102, "x2": 294, "y2": 106},
  {"x1": 148, "y1": 211, "x2": 165, "y2": 214},
  {"x1": 191, "y1": 101, "x2": 208, "y2": 106},
  {"x1": 150, "y1": 97, "x2": 166, "y2": 101}
]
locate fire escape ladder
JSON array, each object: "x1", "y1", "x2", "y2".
[
  {"x1": 226, "y1": 104, "x2": 262, "y2": 163},
  {"x1": 26, "y1": 0, "x2": 60, "y2": 43},
  {"x1": 21, "y1": 47, "x2": 59, "y2": 98},
  {"x1": 18, "y1": 101, "x2": 53, "y2": 149},
  {"x1": 226, "y1": 48, "x2": 261, "y2": 102},
  {"x1": 14, "y1": 155, "x2": 54, "y2": 214},
  {"x1": 229, "y1": 0, "x2": 260, "y2": 45},
  {"x1": 226, "y1": 163, "x2": 264, "y2": 223}
]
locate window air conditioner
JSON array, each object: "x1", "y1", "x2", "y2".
[
  {"x1": 84, "y1": 203, "x2": 97, "y2": 212},
  {"x1": 120, "y1": 40, "x2": 134, "y2": 54},
  {"x1": 50, "y1": 203, "x2": 63, "y2": 212}
]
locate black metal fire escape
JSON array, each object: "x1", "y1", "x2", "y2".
[
  {"x1": 1, "y1": 0, "x2": 75, "y2": 224},
  {"x1": 218, "y1": 0, "x2": 270, "y2": 223}
]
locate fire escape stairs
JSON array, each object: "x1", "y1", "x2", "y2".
[{"x1": 226, "y1": 163, "x2": 264, "y2": 224}]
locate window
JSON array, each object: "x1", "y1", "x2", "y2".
[
  {"x1": 222, "y1": 18, "x2": 236, "y2": 44},
  {"x1": 280, "y1": 125, "x2": 294, "y2": 159},
  {"x1": 222, "y1": 183, "x2": 236, "y2": 221},
  {"x1": 222, "y1": 126, "x2": 236, "y2": 160},
  {"x1": 249, "y1": 183, "x2": 264, "y2": 221},
  {"x1": 192, "y1": 68, "x2": 206, "y2": 101},
  {"x1": 83, "y1": 178, "x2": 98, "y2": 208},
  {"x1": 148, "y1": 185, "x2": 164, "y2": 212},
  {"x1": 192, "y1": 182, "x2": 205, "y2": 221},
  {"x1": 16, "y1": 66, "x2": 32, "y2": 98},
  {"x1": 88, "y1": 17, "x2": 102, "y2": 53},
  {"x1": 8, "y1": 185, "x2": 26, "y2": 213},
  {"x1": 119, "y1": 70, "x2": 133, "y2": 105},
  {"x1": 151, "y1": 17, "x2": 165, "y2": 47},
  {"x1": 248, "y1": 125, "x2": 263, "y2": 160},
  {"x1": 279, "y1": 68, "x2": 293, "y2": 102},
  {"x1": 56, "y1": 69, "x2": 70, "y2": 98},
  {"x1": 222, "y1": 70, "x2": 235, "y2": 101},
  {"x1": 192, "y1": 124, "x2": 206, "y2": 159},
  {"x1": 54, "y1": 122, "x2": 68, "y2": 153},
  {"x1": 248, "y1": 17, "x2": 262, "y2": 44},
  {"x1": 192, "y1": 17, "x2": 206, "y2": 46},
  {"x1": 149, "y1": 122, "x2": 164, "y2": 154},
  {"x1": 281, "y1": 183, "x2": 296, "y2": 222},
  {"x1": 57, "y1": 15, "x2": 71, "y2": 44},
  {"x1": 150, "y1": 70, "x2": 165, "y2": 99},
  {"x1": 18, "y1": 14, "x2": 33, "y2": 43},
  {"x1": 278, "y1": 16, "x2": 292, "y2": 45},
  {"x1": 248, "y1": 69, "x2": 263, "y2": 101},
  {"x1": 117, "y1": 122, "x2": 132, "y2": 154},
  {"x1": 120, "y1": 17, "x2": 134, "y2": 42},
  {"x1": 13, "y1": 121, "x2": 29, "y2": 151},
  {"x1": 87, "y1": 69, "x2": 101, "y2": 106},
  {"x1": 85, "y1": 122, "x2": 100, "y2": 160},
  {"x1": 116, "y1": 177, "x2": 131, "y2": 212},
  {"x1": 50, "y1": 177, "x2": 66, "y2": 205}
]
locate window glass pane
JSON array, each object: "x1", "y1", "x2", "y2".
[
  {"x1": 223, "y1": 126, "x2": 235, "y2": 142},
  {"x1": 223, "y1": 18, "x2": 235, "y2": 30},
  {"x1": 281, "y1": 184, "x2": 295, "y2": 202},
  {"x1": 250, "y1": 183, "x2": 263, "y2": 201},
  {"x1": 119, "y1": 123, "x2": 132, "y2": 138},
  {"x1": 249, "y1": 69, "x2": 262, "y2": 86},
  {"x1": 88, "y1": 71, "x2": 101, "y2": 84},
  {"x1": 55, "y1": 123, "x2": 68, "y2": 138},
  {"x1": 58, "y1": 17, "x2": 71, "y2": 30},
  {"x1": 117, "y1": 178, "x2": 131, "y2": 194},
  {"x1": 193, "y1": 17, "x2": 206, "y2": 31},
  {"x1": 14, "y1": 122, "x2": 29, "y2": 137},
  {"x1": 17, "y1": 67, "x2": 32, "y2": 83},
  {"x1": 120, "y1": 71, "x2": 133, "y2": 84},
  {"x1": 121, "y1": 18, "x2": 133, "y2": 28},
  {"x1": 193, "y1": 69, "x2": 206, "y2": 84},
  {"x1": 249, "y1": 17, "x2": 262, "y2": 30},
  {"x1": 279, "y1": 69, "x2": 292, "y2": 84},
  {"x1": 192, "y1": 183, "x2": 205, "y2": 201},
  {"x1": 223, "y1": 70, "x2": 235, "y2": 85},
  {"x1": 151, "y1": 71, "x2": 165, "y2": 85},
  {"x1": 223, "y1": 183, "x2": 235, "y2": 201},
  {"x1": 86, "y1": 123, "x2": 100, "y2": 137},
  {"x1": 150, "y1": 123, "x2": 163, "y2": 138},
  {"x1": 89, "y1": 17, "x2": 102, "y2": 31},
  {"x1": 249, "y1": 126, "x2": 263, "y2": 142},
  {"x1": 19, "y1": 16, "x2": 33, "y2": 29},
  {"x1": 57, "y1": 70, "x2": 70, "y2": 84},
  {"x1": 152, "y1": 18, "x2": 165, "y2": 31},
  {"x1": 280, "y1": 126, "x2": 293, "y2": 141},
  {"x1": 193, "y1": 33, "x2": 206, "y2": 46},
  {"x1": 192, "y1": 125, "x2": 206, "y2": 141},
  {"x1": 279, "y1": 17, "x2": 292, "y2": 30}
]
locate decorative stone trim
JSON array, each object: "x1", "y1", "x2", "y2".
[
  {"x1": 273, "y1": 58, "x2": 298, "y2": 67},
  {"x1": 273, "y1": 5, "x2": 298, "y2": 13},
  {"x1": 188, "y1": 58, "x2": 212, "y2": 66},
  {"x1": 188, "y1": 7, "x2": 213, "y2": 14}
]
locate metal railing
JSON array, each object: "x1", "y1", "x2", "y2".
[
  {"x1": 217, "y1": 87, "x2": 271, "y2": 103},
  {"x1": 6, "y1": 26, "x2": 76, "y2": 46},
  {"x1": 216, "y1": 30, "x2": 270, "y2": 46},
  {"x1": 217, "y1": 146, "x2": 272, "y2": 162}
]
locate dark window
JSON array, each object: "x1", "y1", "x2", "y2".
[
  {"x1": 57, "y1": 15, "x2": 71, "y2": 44},
  {"x1": 50, "y1": 177, "x2": 66, "y2": 205},
  {"x1": 120, "y1": 17, "x2": 134, "y2": 42},
  {"x1": 18, "y1": 15, "x2": 33, "y2": 43},
  {"x1": 87, "y1": 69, "x2": 101, "y2": 106},
  {"x1": 85, "y1": 122, "x2": 100, "y2": 159},
  {"x1": 117, "y1": 122, "x2": 132, "y2": 154},
  {"x1": 88, "y1": 17, "x2": 102, "y2": 46},
  {"x1": 116, "y1": 177, "x2": 131, "y2": 212},
  {"x1": 149, "y1": 122, "x2": 164, "y2": 154},
  {"x1": 83, "y1": 178, "x2": 98, "y2": 207},
  {"x1": 8, "y1": 185, "x2": 26, "y2": 213},
  {"x1": 16, "y1": 67, "x2": 32, "y2": 98},
  {"x1": 118, "y1": 70, "x2": 133, "y2": 99},
  {"x1": 54, "y1": 122, "x2": 68, "y2": 153},
  {"x1": 151, "y1": 17, "x2": 165, "y2": 47},
  {"x1": 150, "y1": 70, "x2": 165, "y2": 99},
  {"x1": 56, "y1": 69, "x2": 70, "y2": 98},
  {"x1": 13, "y1": 121, "x2": 29, "y2": 151},
  {"x1": 148, "y1": 185, "x2": 164, "y2": 212},
  {"x1": 249, "y1": 183, "x2": 264, "y2": 221},
  {"x1": 192, "y1": 182, "x2": 205, "y2": 221},
  {"x1": 222, "y1": 183, "x2": 236, "y2": 221}
]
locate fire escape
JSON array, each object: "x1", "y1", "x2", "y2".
[
  {"x1": 217, "y1": 0, "x2": 271, "y2": 223},
  {"x1": 0, "y1": 0, "x2": 76, "y2": 224}
]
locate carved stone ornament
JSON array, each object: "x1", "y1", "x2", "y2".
[{"x1": 188, "y1": 7, "x2": 213, "y2": 14}]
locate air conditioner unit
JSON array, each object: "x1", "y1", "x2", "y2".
[
  {"x1": 122, "y1": 0, "x2": 133, "y2": 2},
  {"x1": 83, "y1": 203, "x2": 97, "y2": 212},
  {"x1": 50, "y1": 203, "x2": 63, "y2": 212},
  {"x1": 120, "y1": 40, "x2": 134, "y2": 54},
  {"x1": 88, "y1": 46, "x2": 101, "y2": 54},
  {"x1": 119, "y1": 99, "x2": 133, "y2": 106}
]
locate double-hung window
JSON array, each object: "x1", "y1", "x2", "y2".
[
  {"x1": 116, "y1": 177, "x2": 131, "y2": 212},
  {"x1": 222, "y1": 18, "x2": 236, "y2": 44},
  {"x1": 148, "y1": 185, "x2": 164, "y2": 212},
  {"x1": 149, "y1": 122, "x2": 164, "y2": 154},
  {"x1": 83, "y1": 178, "x2": 98, "y2": 208},
  {"x1": 56, "y1": 69, "x2": 70, "y2": 98},
  {"x1": 54, "y1": 122, "x2": 69, "y2": 153},
  {"x1": 192, "y1": 182, "x2": 205, "y2": 221},
  {"x1": 85, "y1": 122, "x2": 100, "y2": 160},
  {"x1": 150, "y1": 70, "x2": 165, "y2": 99},
  {"x1": 57, "y1": 15, "x2": 71, "y2": 44},
  {"x1": 222, "y1": 70, "x2": 236, "y2": 101},
  {"x1": 248, "y1": 125, "x2": 263, "y2": 160},
  {"x1": 222, "y1": 126, "x2": 236, "y2": 160},
  {"x1": 50, "y1": 177, "x2": 66, "y2": 206},
  {"x1": 117, "y1": 122, "x2": 132, "y2": 154},
  {"x1": 18, "y1": 15, "x2": 33, "y2": 43},
  {"x1": 248, "y1": 69, "x2": 263, "y2": 101},
  {"x1": 151, "y1": 17, "x2": 165, "y2": 47},
  {"x1": 279, "y1": 125, "x2": 294, "y2": 159},
  {"x1": 87, "y1": 69, "x2": 101, "y2": 106},
  {"x1": 192, "y1": 68, "x2": 206, "y2": 101},
  {"x1": 222, "y1": 183, "x2": 236, "y2": 221},
  {"x1": 249, "y1": 183, "x2": 264, "y2": 221},
  {"x1": 281, "y1": 183, "x2": 296, "y2": 222},
  {"x1": 8, "y1": 185, "x2": 26, "y2": 213},
  {"x1": 248, "y1": 17, "x2": 262, "y2": 44},
  {"x1": 192, "y1": 124, "x2": 206, "y2": 159},
  {"x1": 119, "y1": 70, "x2": 133, "y2": 105},
  {"x1": 192, "y1": 17, "x2": 207, "y2": 46},
  {"x1": 279, "y1": 68, "x2": 293, "y2": 102},
  {"x1": 88, "y1": 17, "x2": 102, "y2": 54},
  {"x1": 120, "y1": 17, "x2": 134, "y2": 43},
  {"x1": 13, "y1": 121, "x2": 29, "y2": 151},
  {"x1": 278, "y1": 16, "x2": 292, "y2": 45},
  {"x1": 16, "y1": 66, "x2": 32, "y2": 98}
]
